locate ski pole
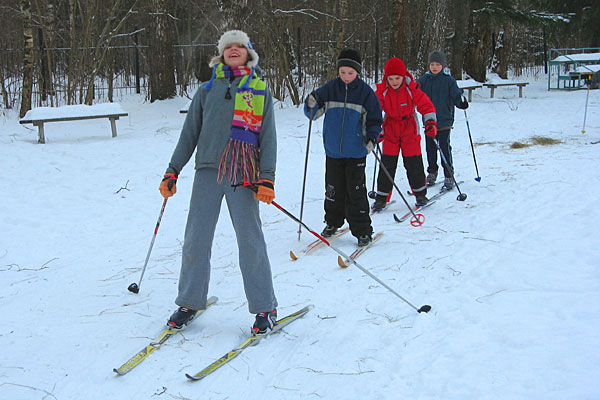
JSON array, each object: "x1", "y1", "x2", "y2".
[
  {"x1": 241, "y1": 182, "x2": 431, "y2": 314},
  {"x1": 368, "y1": 145, "x2": 378, "y2": 199},
  {"x1": 463, "y1": 99, "x2": 481, "y2": 182},
  {"x1": 298, "y1": 107, "x2": 315, "y2": 241},
  {"x1": 433, "y1": 138, "x2": 467, "y2": 201},
  {"x1": 372, "y1": 144, "x2": 425, "y2": 227},
  {"x1": 128, "y1": 198, "x2": 168, "y2": 294}
]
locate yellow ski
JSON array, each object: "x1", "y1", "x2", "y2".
[
  {"x1": 185, "y1": 304, "x2": 313, "y2": 381},
  {"x1": 113, "y1": 296, "x2": 218, "y2": 375}
]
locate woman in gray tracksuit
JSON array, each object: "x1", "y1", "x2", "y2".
[{"x1": 158, "y1": 30, "x2": 278, "y2": 335}]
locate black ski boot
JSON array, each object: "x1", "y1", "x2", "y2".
[
  {"x1": 358, "y1": 234, "x2": 372, "y2": 247},
  {"x1": 371, "y1": 196, "x2": 387, "y2": 211},
  {"x1": 415, "y1": 194, "x2": 428, "y2": 207},
  {"x1": 252, "y1": 309, "x2": 277, "y2": 335},
  {"x1": 167, "y1": 307, "x2": 197, "y2": 329},
  {"x1": 426, "y1": 171, "x2": 437, "y2": 186},
  {"x1": 442, "y1": 177, "x2": 454, "y2": 191},
  {"x1": 321, "y1": 225, "x2": 338, "y2": 238}
]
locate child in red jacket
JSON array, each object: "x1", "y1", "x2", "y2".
[{"x1": 372, "y1": 57, "x2": 437, "y2": 210}]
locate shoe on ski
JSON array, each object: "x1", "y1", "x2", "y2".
[
  {"x1": 321, "y1": 225, "x2": 338, "y2": 238},
  {"x1": 426, "y1": 171, "x2": 438, "y2": 186},
  {"x1": 415, "y1": 194, "x2": 428, "y2": 207},
  {"x1": 252, "y1": 309, "x2": 277, "y2": 335},
  {"x1": 442, "y1": 177, "x2": 454, "y2": 191},
  {"x1": 167, "y1": 306, "x2": 197, "y2": 329},
  {"x1": 371, "y1": 197, "x2": 387, "y2": 211},
  {"x1": 358, "y1": 234, "x2": 372, "y2": 247}
]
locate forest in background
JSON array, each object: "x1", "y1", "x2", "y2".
[{"x1": 0, "y1": 0, "x2": 598, "y2": 117}]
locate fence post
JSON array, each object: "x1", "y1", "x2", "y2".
[
  {"x1": 297, "y1": 26, "x2": 302, "y2": 87},
  {"x1": 375, "y1": 25, "x2": 379, "y2": 83},
  {"x1": 134, "y1": 27, "x2": 140, "y2": 94}
]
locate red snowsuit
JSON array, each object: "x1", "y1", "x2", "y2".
[
  {"x1": 374, "y1": 71, "x2": 436, "y2": 201},
  {"x1": 376, "y1": 74, "x2": 436, "y2": 157}
]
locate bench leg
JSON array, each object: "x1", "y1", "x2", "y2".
[
  {"x1": 490, "y1": 87, "x2": 495, "y2": 98},
  {"x1": 519, "y1": 86, "x2": 523, "y2": 98},
  {"x1": 468, "y1": 89, "x2": 473, "y2": 102},
  {"x1": 110, "y1": 117, "x2": 118, "y2": 138},
  {"x1": 35, "y1": 122, "x2": 45, "y2": 144}
]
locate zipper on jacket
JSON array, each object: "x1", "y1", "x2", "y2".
[
  {"x1": 340, "y1": 84, "x2": 348, "y2": 155},
  {"x1": 225, "y1": 76, "x2": 235, "y2": 100}
]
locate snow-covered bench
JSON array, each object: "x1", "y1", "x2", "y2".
[
  {"x1": 457, "y1": 80, "x2": 483, "y2": 102},
  {"x1": 19, "y1": 103, "x2": 128, "y2": 143},
  {"x1": 483, "y1": 81, "x2": 529, "y2": 98}
]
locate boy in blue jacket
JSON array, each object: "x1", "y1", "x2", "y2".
[
  {"x1": 304, "y1": 48, "x2": 382, "y2": 247},
  {"x1": 417, "y1": 51, "x2": 469, "y2": 190}
]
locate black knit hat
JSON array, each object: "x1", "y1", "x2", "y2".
[
  {"x1": 428, "y1": 51, "x2": 447, "y2": 67},
  {"x1": 337, "y1": 48, "x2": 362, "y2": 74}
]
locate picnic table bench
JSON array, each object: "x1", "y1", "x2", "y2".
[
  {"x1": 483, "y1": 81, "x2": 529, "y2": 98},
  {"x1": 457, "y1": 80, "x2": 483, "y2": 102},
  {"x1": 19, "y1": 103, "x2": 128, "y2": 143}
]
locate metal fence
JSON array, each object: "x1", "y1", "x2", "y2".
[{"x1": 1, "y1": 27, "x2": 389, "y2": 109}]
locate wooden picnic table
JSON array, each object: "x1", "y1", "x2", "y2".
[
  {"x1": 19, "y1": 103, "x2": 128, "y2": 143},
  {"x1": 483, "y1": 81, "x2": 529, "y2": 98},
  {"x1": 457, "y1": 80, "x2": 483, "y2": 102}
]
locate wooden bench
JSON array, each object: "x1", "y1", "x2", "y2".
[
  {"x1": 19, "y1": 103, "x2": 128, "y2": 143},
  {"x1": 483, "y1": 81, "x2": 529, "y2": 98},
  {"x1": 457, "y1": 80, "x2": 483, "y2": 102}
]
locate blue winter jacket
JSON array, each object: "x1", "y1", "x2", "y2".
[
  {"x1": 304, "y1": 76, "x2": 382, "y2": 158},
  {"x1": 417, "y1": 71, "x2": 463, "y2": 129}
]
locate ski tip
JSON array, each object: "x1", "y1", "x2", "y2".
[
  {"x1": 289, "y1": 250, "x2": 298, "y2": 261},
  {"x1": 113, "y1": 368, "x2": 125, "y2": 376},
  {"x1": 393, "y1": 214, "x2": 402, "y2": 223},
  {"x1": 337, "y1": 256, "x2": 349, "y2": 268},
  {"x1": 185, "y1": 373, "x2": 200, "y2": 381}
]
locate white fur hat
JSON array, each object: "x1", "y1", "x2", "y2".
[{"x1": 209, "y1": 30, "x2": 259, "y2": 68}]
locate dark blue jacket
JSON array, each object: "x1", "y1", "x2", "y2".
[
  {"x1": 417, "y1": 72, "x2": 463, "y2": 129},
  {"x1": 304, "y1": 77, "x2": 382, "y2": 158}
]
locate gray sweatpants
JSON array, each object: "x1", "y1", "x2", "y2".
[{"x1": 175, "y1": 168, "x2": 278, "y2": 314}]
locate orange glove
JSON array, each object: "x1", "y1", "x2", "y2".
[
  {"x1": 254, "y1": 179, "x2": 275, "y2": 204},
  {"x1": 424, "y1": 120, "x2": 437, "y2": 137},
  {"x1": 159, "y1": 173, "x2": 178, "y2": 198}
]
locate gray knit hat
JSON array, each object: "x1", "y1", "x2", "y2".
[{"x1": 428, "y1": 51, "x2": 447, "y2": 67}]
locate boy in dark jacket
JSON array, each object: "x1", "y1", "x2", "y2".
[
  {"x1": 417, "y1": 51, "x2": 469, "y2": 190},
  {"x1": 372, "y1": 57, "x2": 437, "y2": 210},
  {"x1": 304, "y1": 48, "x2": 382, "y2": 247}
]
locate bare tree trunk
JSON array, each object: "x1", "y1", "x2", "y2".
[
  {"x1": 84, "y1": 0, "x2": 135, "y2": 105},
  {"x1": 1, "y1": 67, "x2": 10, "y2": 109},
  {"x1": 393, "y1": 0, "x2": 407, "y2": 58},
  {"x1": 19, "y1": 0, "x2": 33, "y2": 118},
  {"x1": 148, "y1": 0, "x2": 176, "y2": 102},
  {"x1": 492, "y1": 22, "x2": 512, "y2": 79},
  {"x1": 448, "y1": 0, "x2": 468, "y2": 80}
]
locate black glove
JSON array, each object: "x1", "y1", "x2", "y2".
[{"x1": 458, "y1": 98, "x2": 469, "y2": 109}]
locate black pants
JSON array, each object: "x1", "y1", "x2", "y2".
[
  {"x1": 426, "y1": 128, "x2": 453, "y2": 178},
  {"x1": 376, "y1": 154, "x2": 427, "y2": 199},
  {"x1": 324, "y1": 156, "x2": 372, "y2": 238}
]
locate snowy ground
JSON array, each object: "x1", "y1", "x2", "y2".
[{"x1": 1, "y1": 75, "x2": 599, "y2": 400}]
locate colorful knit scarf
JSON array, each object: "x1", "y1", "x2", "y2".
[{"x1": 207, "y1": 64, "x2": 266, "y2": 184}]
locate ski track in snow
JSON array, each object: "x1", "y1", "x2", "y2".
[{"x1": 1, "y1": 76, "x2": 599, "y2": 399}]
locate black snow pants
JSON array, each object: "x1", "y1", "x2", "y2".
[{"x1": 324, "y1": 156, "x2": 373, "y2": 238}]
